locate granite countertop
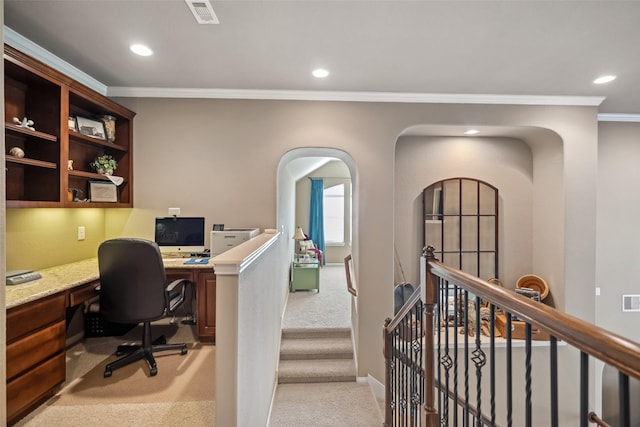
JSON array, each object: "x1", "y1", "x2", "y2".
[
  {"x1": 6, "y1": 257, "x2": 213, "y2": 309},
  {"x1": 6, "y1": 258, "x2": 100, "y2": 309}
]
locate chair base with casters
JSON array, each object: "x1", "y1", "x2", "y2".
[{"x1": 104, "y1": 320, "x2": 188, "y2": 377}]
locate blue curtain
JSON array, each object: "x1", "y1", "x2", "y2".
[{"x1": 308, "y1": 178, "x2": 325, "y2": 264}]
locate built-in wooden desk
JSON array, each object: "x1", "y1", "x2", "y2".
[
  {"x1": 162, "y1": 258, "x2": 216, "y2": 342},
  {"x1": 5, "y1": 257, "x2": 215, "y2": 425}
]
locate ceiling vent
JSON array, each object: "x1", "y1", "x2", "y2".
[{"x1": 185, "y1": 0, "x2": 219, "y2": 24}]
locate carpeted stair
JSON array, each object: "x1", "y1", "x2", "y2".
[{"x1": 278, "y1": 327, "x2": 356, "y2": 384}]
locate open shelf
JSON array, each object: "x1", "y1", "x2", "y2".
[
  {"x1": 69, "y1": 130, "x2": 127, "y2": 152},
  {"x1": 68, "y1": 170, "x2": 126, "y2": 182},
  {"x1": 5, "y1": 123, "x2": 57, "y2": 142},
  {"x1": 5, "y1": 156, "x2": 57, "y2": 169},
  {"x1": 4, "y1": 44, "x2": 135, "y2": 208}
]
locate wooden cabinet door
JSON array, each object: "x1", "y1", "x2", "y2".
[{"x1": 196, "y1": 271, "x2": 216, "y2": 343}]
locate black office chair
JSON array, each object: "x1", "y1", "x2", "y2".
[{"x1": 97, "y1": 238, "x2": 192, "y2": 377}]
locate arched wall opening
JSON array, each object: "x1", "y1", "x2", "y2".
[
  {"x1": 276, "y1": 147, "x2": 360, "y2": 347},
  {"x1": 393, "y1": 125, "x2": 565, "y2": 309}
]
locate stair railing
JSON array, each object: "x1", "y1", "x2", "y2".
[{"x1": 383, "y1": 245, "x2": 640, "y2": 426}]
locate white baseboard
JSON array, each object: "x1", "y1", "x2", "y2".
[
  {"x1": 265, "y1": 376, "x2": 278, "y2": 427},
  {"x1": 358, "y1": 374, "x2": 385, "y2": 402}
]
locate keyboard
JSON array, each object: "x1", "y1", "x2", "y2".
[{"x1": 6, "y1": 270, "x2": 42, "y2": 285}]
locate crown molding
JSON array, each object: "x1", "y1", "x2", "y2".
[
  {"x1": 597, "y1": 114, "x2": 640, "y2": 123},
  {"x1": 107, "y1": 86, "x2": 605, "y2": 107},
  {"x1": 3, "y1": 26, "x2": 108, "y2": 95}
]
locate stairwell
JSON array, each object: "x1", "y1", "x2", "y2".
[
  {"x1": 269, "y1": 265, "x2": 383, "y2": 425},
  {"x1": 278, "y1": 327, "x2": 356, "y2": 384}
]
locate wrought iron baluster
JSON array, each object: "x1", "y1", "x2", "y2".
[
  {"x1": 580, "y1": 351, "x2": 588, "y2": 427},
  {"x1": 418, "y1": 302, "x2": 424, "y2": 427},
  {"x1": 464, "y1": 290, "x2": 470, "y2": 427},
  {"x1": 619, "y1": 372, "x2": 630, "y2": 427},
  {"x1": 391, "y1": 327, "x2": 397, "y2": 425},
  {"x1": 437, "y1": 280, "x2": 443, "y2": 425},
  {"x1": 473, "y1": 296, "x2": 486, "y2": 427},
  {"x1": 525, "y1": 322, "x2": 532, "y2": 427},
  {"x1": 402, "y1": 316, "x2": 408, "y2": 427},
  {"x1": 442, "y1": 281, "x2": 452, "y2": 427},
  {"x1": 454, "y1": 285, "x2": 459, "y2": 426},
  {"x1": 506, "y1": 312, "x2": 513, "y2": 427},
  {"x1": 410, "y1": 305, "x2": 417, "y2": 426},
  {"x1": 490, "y1": 304, "x2": 496, "y2": 426},
  {"x1": 550, "y1": 336, "x2": 558, "y2": 427},
  {"x1": 409, "y1": 307, "x2": 416, "y2": 426}
]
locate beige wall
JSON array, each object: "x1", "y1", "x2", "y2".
[
  {"x1": 104, "y1": 98, "x2": 598, "y2": 382},
  {"x1": 2, "y1": 95, "x2": 599, "y2": 387},
  {"x1": 597, "y1": 121, "x2": 640, "y2": 343}
]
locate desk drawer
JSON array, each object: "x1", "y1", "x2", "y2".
[
  {"x1": 7, "y1": 293, "x2": 65, "y2": 342},
  {"x1": 6, "y1": 320, "x2": 66, "y2": 380},
  {"x1": 7, "y1": 351, "x2": 66, "y2": 424},
  {"x1": 68, "y1": 280, "x2": 100, "y2": 307}
]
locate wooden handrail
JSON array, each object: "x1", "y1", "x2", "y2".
[
  {"x1": 424, "y1": 247, "x2": 640, "y2": 381},
  {"x1": 344, "y1": 254, "x2": 357, "y2": 296},
  {"x1": 383, "y1": 283, "x2": 422, "y2": 334}
]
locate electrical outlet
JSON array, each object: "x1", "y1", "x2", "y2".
[
  {"x1": 77, "y1": 226, "x2": 85, "y2": 241},
  {"x1": 168, "y1": 207, "x2": 181, "y2": 216}
]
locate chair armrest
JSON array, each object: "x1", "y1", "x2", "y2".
[
  {"x1": 166, "y1": 278, "x2": 194, "y2": 316},
  {"x1": 166, "y1": 278, "x2": 192, "y2": 292}
]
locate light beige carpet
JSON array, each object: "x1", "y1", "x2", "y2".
[
  {"x1": 54, "y1": 343, "x2": 214, "y2": 406},
  {"x1": 15, "y1": 401, "x2": 215, "y2": 427},
  {"x1": 15, "y1": 319, "x2": 215, "y2": 427},
  {"x1": 269, "y1": 382, "x2": 382, "y2": 426},
  {"x1": 283, "y1": 265, "x2": 351, "y2": 330}
]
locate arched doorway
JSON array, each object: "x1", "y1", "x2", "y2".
[{"x1": 276, "y1": 147, "x2": 359, "y2": 339}]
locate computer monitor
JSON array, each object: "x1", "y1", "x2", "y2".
[{"x1": 154, "y1": 216, "x2": 205, "y2": 254}]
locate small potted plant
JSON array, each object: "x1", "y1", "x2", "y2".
[{"x1": 90, "y1": 154, "x2": 117, "y2": 175}]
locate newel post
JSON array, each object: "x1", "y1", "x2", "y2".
[{"x1": 422, "y1": 246, "x2": 440, "y2": 426}]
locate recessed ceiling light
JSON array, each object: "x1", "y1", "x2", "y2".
[
  {"x1": 130, "y1": 44, "x2": 153, "y2": 57},
  {"x1": 593, "y1": 75, "x2": 616, "y2": 84},
  {"x1": 312, "y1": 68, "x2": 329, "y2": 78},
  {"x1": 464, "y1": 129, "x2": 480, "y2": 135}
]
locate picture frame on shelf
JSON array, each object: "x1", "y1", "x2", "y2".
[
  {"x1": 89, "y1": 181, "x2": 118, "y2": 203},
  {"x1": 76, "y1": 115, "x2": 107, "y2": 140}
]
